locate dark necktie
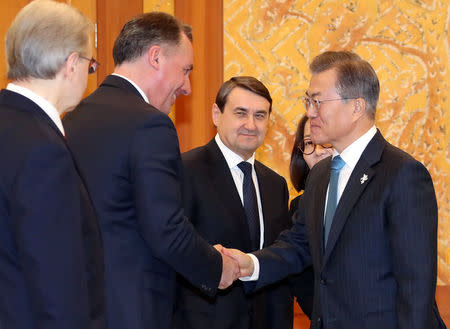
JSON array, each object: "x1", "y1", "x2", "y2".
[
  {"x1": 323, "y1": 155, "x2": 346, "y2": 247},
  {"x1": 237, "y1": 161, "x2": 260, "y2": 251}
]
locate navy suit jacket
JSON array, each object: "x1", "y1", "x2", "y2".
[
  {"x1": 174, "y1": 139, "x2": 293, "y2": 329},
  {"x1": 63, "y1": 75, "x2": 222, "y2": 329},
  {"x1": 252, "y1": 130, "x2": 446, "y2": 329},
  {"x1": 0, "y1": 89, "x2": 104, "y2": 329}
]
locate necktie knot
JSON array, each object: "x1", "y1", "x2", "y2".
[
  {"x1": 330, "y1": 155, "x2": 345, "y2": 171},
  {"x1": 238, "y1": 161, "x2": 252, "y2": 176}
]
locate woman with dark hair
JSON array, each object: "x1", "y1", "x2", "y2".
[{"x1": 289, "y1": 115, "x2": 333, "y2": 319}]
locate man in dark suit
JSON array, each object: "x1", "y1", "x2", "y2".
[
  {"x1": 63, "y1": 12, "x2": 238, "y2": 329},
  {"x1": 174, "y1": 76, "x2": 293, "y2": 329},
  {"x1": 0, "y1": 2, "x2": 104, "y2": 329},
  {"x1": 224, "y1": 51, "x2": 447, "y2": 329}
]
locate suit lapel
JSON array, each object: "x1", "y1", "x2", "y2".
[
  {"x1": 307, "y1": 157, "x2": 331, "y2": 267},
  {"x1": 204, "y1": 140, "x2": 252, "y2": 250},
  {"x1": 322, "y1": 131, "x2": 386, "y2": 266}
]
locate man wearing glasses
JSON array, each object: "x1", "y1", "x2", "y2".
[
  {"x1": 0, "y1": 1, "x2": 104, "y2": 329},
  {"x1": 224, "y1": 51, "x2": 446, "y2": 329}
]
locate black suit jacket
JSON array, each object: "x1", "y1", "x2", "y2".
[
  {"x1": 289, "y1": 194, "x2": 314, "y2": 319},
  {"x1": 174, "y1": 139, "x2": 293, "y2": 329},
  {"x1": 0, "y1": 89, "x2": 104, "y2": 329},
  {"x1": 252, "y1": 130, "x2": 446, "y2": 329},
  {"x1": 63, "y1": 75, "x2": 222, "y2": 329}
]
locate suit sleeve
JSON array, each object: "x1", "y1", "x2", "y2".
[
  {"x1": 13, "y1": 142, "x2": 90, "y2": 329},
  {"x1": 131, "y1": 115, "x2": 222, "y2": 296},
  {"x1": 252, "y1": 196, "x2": 312, "y2": 290},
  {"x1": 387, "y1": 160, "x2": 438, "y2": 329}
]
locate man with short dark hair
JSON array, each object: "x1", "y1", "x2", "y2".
[
  {"x1": 64, "y1": 12, "x2": 238, "y2": 329},
  {"x1": 174, "y1": 76, "x2": 293, "y2": 329},
  {"x1": 224, "y1": 51, "x2": 446, "y2": 329}
]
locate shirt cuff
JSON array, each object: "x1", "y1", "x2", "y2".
[{"x1": 239, "y1": 253, "x2": 260, "y2": 281}]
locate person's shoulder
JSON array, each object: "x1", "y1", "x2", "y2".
[
  {"x1": 182, "y1": 144, "x2": 210, "y2": 172},
  {"x1": 255, "y1": 160, "x2": 286, "y2": 183},
  {"x1": 68, "y1": 88, "x2": 172, "y2": 133},
  {"x1": 381, "y1": 141, "x2": 427, "y2": 171}
]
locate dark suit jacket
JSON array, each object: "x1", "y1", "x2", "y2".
[
  {"x1": 173, "y1": 139, "x2": 293, "y2": 329},
  {"x1": 0, "y1": 89, "x2": 104, "y2": 329},
  {"x1": 63, "y1": 75, "x2": 222, "y2": 329},
  {"x1": 289, "y1": 195, "x2": 314, "y2": 319},
  {"x1": 251, "y1": 130, "x2": 446, "y2": 329}
]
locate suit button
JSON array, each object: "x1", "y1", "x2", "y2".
[
  {"x1": 317, "y1": 317, "x2": 322, "y2": 324},
  {"x1": 320, "y1": 279, "x2": 326, "y2": 285}
]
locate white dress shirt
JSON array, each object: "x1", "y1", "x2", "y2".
[
  {"x1": 215, "y1": 134, "x2": 265, "y2": 250},
  {"x1": 245, "y1": 125, "x2": 378, "y2": 281},
  {"x1": 325, "y1": 125, "x2": 377, "y2": 212},
  {"x1": 112, "y1": 73, "x2": 150, "y2": 104},
  {"x1": 7, "y1": 83, "x2": 65, "y2": 135}
]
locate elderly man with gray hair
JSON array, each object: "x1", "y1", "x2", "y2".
[{"x1": 0, "y1": 1, "x2": 104, "y2": 329}]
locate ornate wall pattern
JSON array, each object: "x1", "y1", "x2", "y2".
[
  {"x1": 224, "y1": 0, "x2": 450, "y2": 284},
  {"x1": 143, "y1": 0, "x2": 173, "y2": 13}
]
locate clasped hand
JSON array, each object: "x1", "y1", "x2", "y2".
[{"x1": 214, "y1": 244, "x2": 255, "y2": 289}]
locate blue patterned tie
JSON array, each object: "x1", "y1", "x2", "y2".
[
  {"x1": 238, "y1": 161, "x2": 260, "y2": 251},
  {"x1": 324, "y1": 155, "x2": 346, "y2": 247}
]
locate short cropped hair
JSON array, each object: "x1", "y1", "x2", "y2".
[
  {"x1": 215, "y1": 76, "x2": 273, "y2": 114},
  {"x1": 6, "y1": 0, "x2": 92, "y2": 81},
  {"x1": 113, "y1": 12, "x2": 192, "y2": 66},
  {"x1": 310, "y1": 51, "x2": 380, "y2": 119}
]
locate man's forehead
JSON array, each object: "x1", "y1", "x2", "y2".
[{"x1": 308, "y1": 70, "x2": 338, "y2": 96}]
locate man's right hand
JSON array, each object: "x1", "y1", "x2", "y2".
[
  {"x1": 222, "y1": 247, "x2": 254, "y2": 278},
  {"x1": 214, "y1": 244, "x2": 240, "y2": 289}
]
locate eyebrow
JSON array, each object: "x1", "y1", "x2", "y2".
[
  {"x1": 306, "y1": 91, "x2": 321, "y2": 98},
  {"x1": 234, "y1": 107, "x2": 268, "y2": 114}
]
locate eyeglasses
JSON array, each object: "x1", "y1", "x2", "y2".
[
  {"x1": 298, "y1": 139, "x2": 333, "y2": 155},
  {"x1": 79, "y1": 55, "x2": 99, "y2": 74},
  {"x1": 302, "y1": 96, "x2": 356, "y2": 111}
]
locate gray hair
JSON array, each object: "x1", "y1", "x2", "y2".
[
  {"x1": 6, "y1": 0, "x2": 92, "y2": 80},
  {"x1": 310, "y1": 51, "x2": 380, "y2": 119}
]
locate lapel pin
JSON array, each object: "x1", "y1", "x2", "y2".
[{"x1": 360, "y1": 174, "x2": 368, "y2": 184}]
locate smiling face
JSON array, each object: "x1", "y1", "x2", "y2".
[
  {"x1": 212, "y1": 87, "x2": 270, "y2": 160},
  {"x1": 150, "y1": 33, "x2": 193, "y2": 114},
  {"x1": 306, "y1": 68, "x2": 356, "y2": 152}
]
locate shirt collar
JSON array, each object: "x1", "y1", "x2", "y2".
[
  {"x1": 333, "y1": 125, "x2": 377, "y2": 169},
  {"x1": 215, "y1": 134, "x2": 255, "y2": 169},
  {"x1": 112, "y1": 73, "x2": 149, "y2": 104},
  {"x1": 7, "y1": 83, "x2": 65, "y2": 135}
]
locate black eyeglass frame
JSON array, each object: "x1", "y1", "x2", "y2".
[
  {"x1": 79, "y1": 55, "x2": 100, "y2": 74},
  {"x1": 298, "y1": 139, "x2": 333, "y2": 155}
]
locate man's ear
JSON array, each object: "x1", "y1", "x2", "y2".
[
  {"x1": 147, "y1": 45, "x2": 161, "y2": 69},
  {"x1": 212, "y1": 103, "x2": 221, "y2": 127},
  {"x1": 353, "y1": 98, "x2": 366, "y2": 119},
  {"x1": 63, "y1": 52, "x2": 79, "y2": 80}
]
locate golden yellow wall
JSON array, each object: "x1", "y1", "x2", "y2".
[
  {"x1": 224, "y1": 0, "x2": 450, "y2": 285},
  {"x1": 143, "y1": 0, "x2": 173, "y2": 13}
]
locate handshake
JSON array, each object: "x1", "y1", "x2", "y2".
[{"x1": 215, "y1": 244, "x2": 255, "y2": 289}]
